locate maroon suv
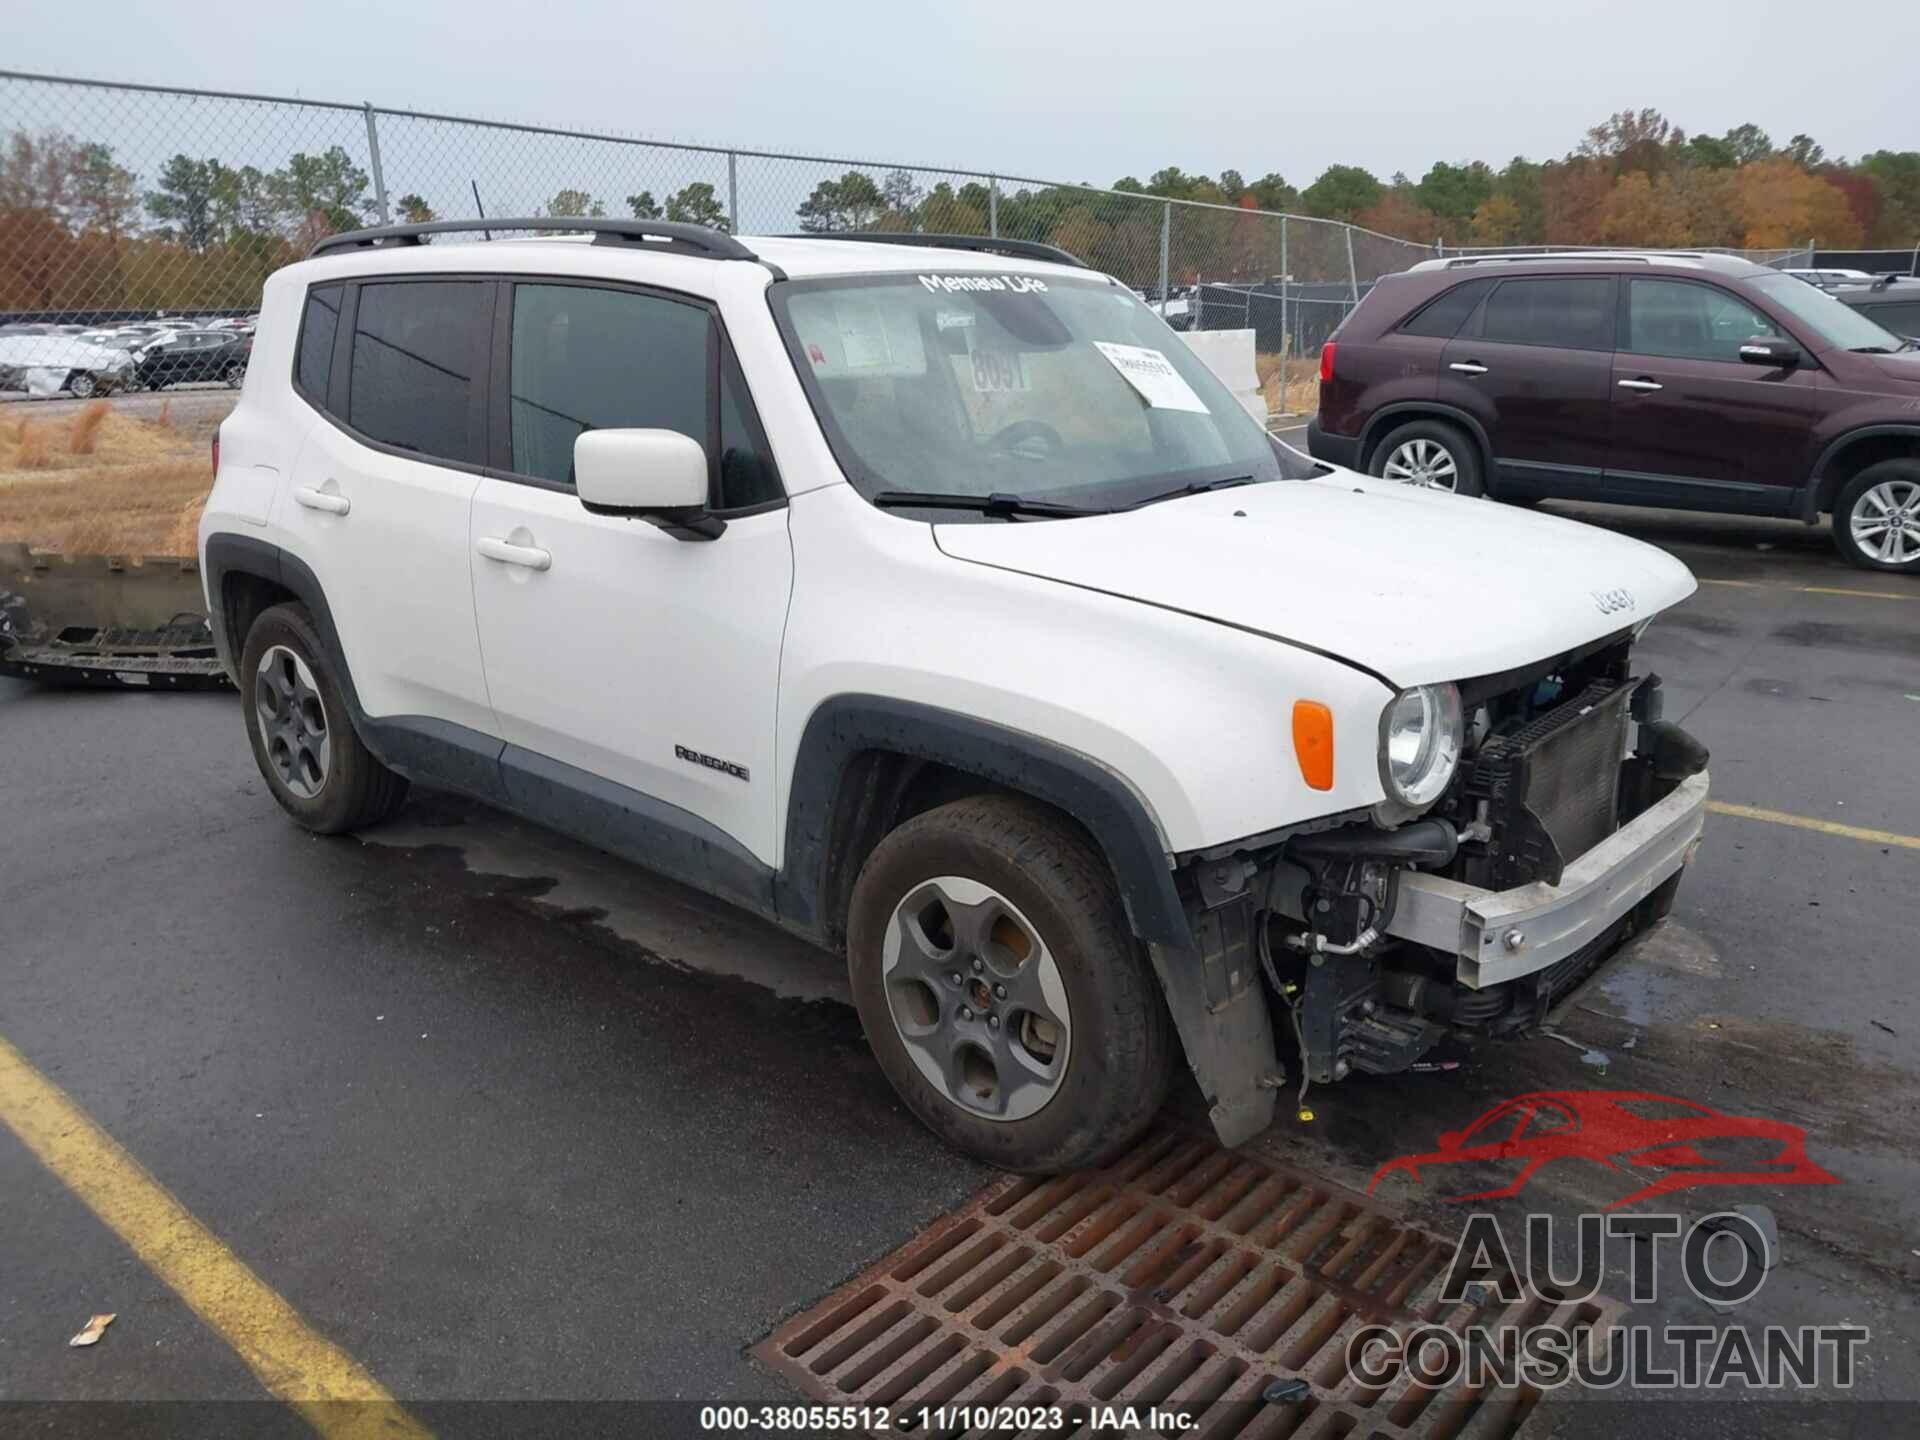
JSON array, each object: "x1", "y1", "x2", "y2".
[{"x1": 1307, "y1": 252, "x2": 1920, "y2": 572}]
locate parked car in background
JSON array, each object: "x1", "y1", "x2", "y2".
[
  {"x1": 1782, "y1": 267, "x2": 1874, "y2": 287},
  {"x1": 1310, "y1": 251, "x2": 1920, "y2": 573},
  {"x1": 79, "y1": 325, "x2": 164, "y2": 349},
  {"x1": 1831, "y1": 276, "x2": 1920, "y2": 341},
  {"x1": 134, "y1": 328, "x2": 251, "y2": 390},
  {"x1": 0, "y1": 332, "x2": 135, "y2": 396}
]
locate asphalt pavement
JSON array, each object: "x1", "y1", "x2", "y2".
[{"x1": 3, "y1": 470, "x2": 1918, "y2": 1436}]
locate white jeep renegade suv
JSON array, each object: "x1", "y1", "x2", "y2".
[{"x1": 200, "y1": 219, "x2": 1710, "y2": 1172}]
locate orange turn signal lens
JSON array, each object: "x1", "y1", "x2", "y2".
[{"x1": 1292, "y1": 701, "x2": 1334, "y2": 791}]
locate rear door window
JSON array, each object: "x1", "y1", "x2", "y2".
[
  {"x1": 1479, "y1": 277, "x2": 1615, "y2": 350},
  {"x1": 1626, "y1": 280, "x2": 1782, "y2": 362},
  {"x1": 348, "y1": 280, "x2": 490, "y2": 464}
]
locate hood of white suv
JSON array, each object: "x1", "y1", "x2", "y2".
[{"x1": 932, "y1": 469, "x2": 1697, "y2": 687}]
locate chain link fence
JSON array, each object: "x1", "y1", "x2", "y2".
[
  {"x1": 0, "y1": 70, "x2": 1449, "y2": 562},
  {"x1": 0, "y1": 69, "x2": 1433, "y2": 390},
  {"x1": 21, "y1": 68, "x2": 1864, "y2": 568}
]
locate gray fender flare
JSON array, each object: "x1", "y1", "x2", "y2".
[{"x1": 781, "y1": 695, "x2": 1279, "y2": 1146}]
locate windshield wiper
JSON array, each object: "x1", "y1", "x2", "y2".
[
  {"x1": 1127, "y1": 474, "x2": 1258, "y2": 510},
  {"x1": 1848, "y1": 345, "x2": 1899, "y2": 354},
  {"x1": 870, "y1": 490, "x2": 1110, "y2": 519}
]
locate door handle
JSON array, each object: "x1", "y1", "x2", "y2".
[
  {"x1": 293, "y1": 485, "x2": 350, "y2": 515},
  {"x1": 477, "y1": 536, "x2": 552, "y2": 572},
  {"x1": 1617, "y1": 378, "x2": 1664, "y2": 392},
  {"x1": 1448, "y1": 361, "x2": 1489, "y2": 375}
]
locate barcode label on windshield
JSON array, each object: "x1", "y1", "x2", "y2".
[{"x1": 1092, "y1": 342, "x2": 1209, "y2": 413}]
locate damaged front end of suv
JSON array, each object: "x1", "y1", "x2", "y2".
[{"x1": 1175, "y1": 630, "x2": 1709, "y2": 1141}]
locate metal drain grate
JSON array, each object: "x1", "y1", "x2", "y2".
[{"x1": 755, "y1": 1131, "x2": 1623, "y2": 1439}]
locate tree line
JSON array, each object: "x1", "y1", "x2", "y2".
[
  {"x1": 3, "y1": 109, "x2": 1916, "y2": 315},
  {"x1": 1175, "y1": 110, "x2": 1913, "y2": 254}
]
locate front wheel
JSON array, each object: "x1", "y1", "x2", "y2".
[
  {"x1": 1833, "y1": 461, "x2": 1920, "y2": 573},
  {"x1": 223, "y1": 360, "x2": 247, "y2": 389},
  {"x1": 67, "y1": 371, "x2": 97, "y2": 399},
  {"x1": 1368, "y1": 419, "x2": 1485, "y2": 498},
  {"x1": 847, "y1": 795, "x2": 1175, "y2": 1174}
]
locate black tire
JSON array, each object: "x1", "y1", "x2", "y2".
[
  {"x1": 68, "y1": 371, "x2": 97, "y2": 399},
  {"x1": 1831, "y1": 460, "x2": 1920, "y2": 573},
  {"x1": 239, "y1": 602, "x2": 408, "y2": 833},
  {"x1": 847, "y1": 794, "x2": 1176, "y2": 1174},
  {"x1": 223, "y1": 361, "x2": 246, "y2": 389},
  {"x1": 1368, "y1": 418, "x2": 1485, "y2": 498}
]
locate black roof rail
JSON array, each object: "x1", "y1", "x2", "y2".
[
  {"x1": 309, "y1": 217, "x2": 760, "y2": 261},
  {"x1": 781, "y1": 231, "x2": 1087, "y2": 268}
]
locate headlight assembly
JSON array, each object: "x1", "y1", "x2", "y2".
[{"x1": 1379, "y1": 682, "x2": 1464, "y2": 810}]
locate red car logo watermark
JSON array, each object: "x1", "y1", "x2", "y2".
[{"x1": 1369, "y1": 1090, "x2": 1838, "y2": 1209}]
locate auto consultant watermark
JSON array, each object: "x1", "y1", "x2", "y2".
[{"x1": 1349, "y1": 1209, "x2": 1869, "y2": 1393}]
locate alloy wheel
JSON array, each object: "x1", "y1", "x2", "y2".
[
  {"x1": 881, "y1": 876, "x2": 1072, "y2": 1123},
  {"x1": 1381, "y1": 438, "x2": 1459, "y2": 491},
  {"x1": 1850, "y1": 479, "x2": 1920, "y2": 565},
  {"x1": 254, "y1": 644, "x2": 331, "y2": 799}
]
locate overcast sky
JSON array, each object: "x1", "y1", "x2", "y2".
[{"x1": 11, "y1": 0, "x2": 1913, "y2": 188}]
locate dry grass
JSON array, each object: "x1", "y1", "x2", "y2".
[
  {"x1": 1257, "y1": 353, "x2": 1320, "y2": 418},
  {"x1": 14, "y1": 419, "x2": 53, "y2": 469},
  {"x1": 69, "y1": 399, "x2": 110, "y2": 455},
  {"x1": 0, "y1": 404, "x2": 209, "y2": 557}
]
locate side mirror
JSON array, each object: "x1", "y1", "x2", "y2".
[
  {"x1": 1738, "y1": 337, "x2": 1801, "y2": 368},
  {"x1": 573, "y1": 429, "x2": 722, "y2": 539}
]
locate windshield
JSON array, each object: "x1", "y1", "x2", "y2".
[
  {"x1": 770, "y1": 272, "x2": 1311, "y2": 515},
  {"x1": 1751, "y1": 273, "x2": 1906, "y2": 352}
]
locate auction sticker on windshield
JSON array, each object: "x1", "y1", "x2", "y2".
[
  {"x1": 1092, "y1": 341, "x2": 1209, "y2": 413},
  {"x1": 832, "y1": 300, "x2": 894, "y2": 370},
  {"x1": 969, "y1": 347, "x2": 1029, "y2": 392}
]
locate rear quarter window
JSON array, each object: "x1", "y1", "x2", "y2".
[
  {"x1": 1397, "y1": 278, "x2": 1494, "y2": 338},
  {"x1": 294, "y1": 283, "x2": 342, "y2": 404}
]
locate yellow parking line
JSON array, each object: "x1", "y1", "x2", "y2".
[
  {"x1": 1700, "y1": 577, "x2": 1918, "y2": 602},
  {"x1": 0, "y1": 1034, "x2": 430, "y2": 1440},
  {"x1": 1708, "y1": 800, "x2": 1920, "y2": 852}
]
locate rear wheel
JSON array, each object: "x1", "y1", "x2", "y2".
[
  {"x1": 239, "y1": 603, "x2": 408, "y2": 833},
  {"x1": 1833, "y1": 461, "x2": 1920, "y2": 573},
  {"x1": 1369, "y1": 419, "x2": 1485, "y2": 498},
  {"x1": 847, "y1": 795, "x2": 1175, "y2": 1174},
  {"x1": 223, "y1": 360, "x2": 246, "y2": 389}
]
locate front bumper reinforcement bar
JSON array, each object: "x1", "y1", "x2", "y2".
[{"x1": 1388, "y1": 770, "x2": 1710, "y2": 989}]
